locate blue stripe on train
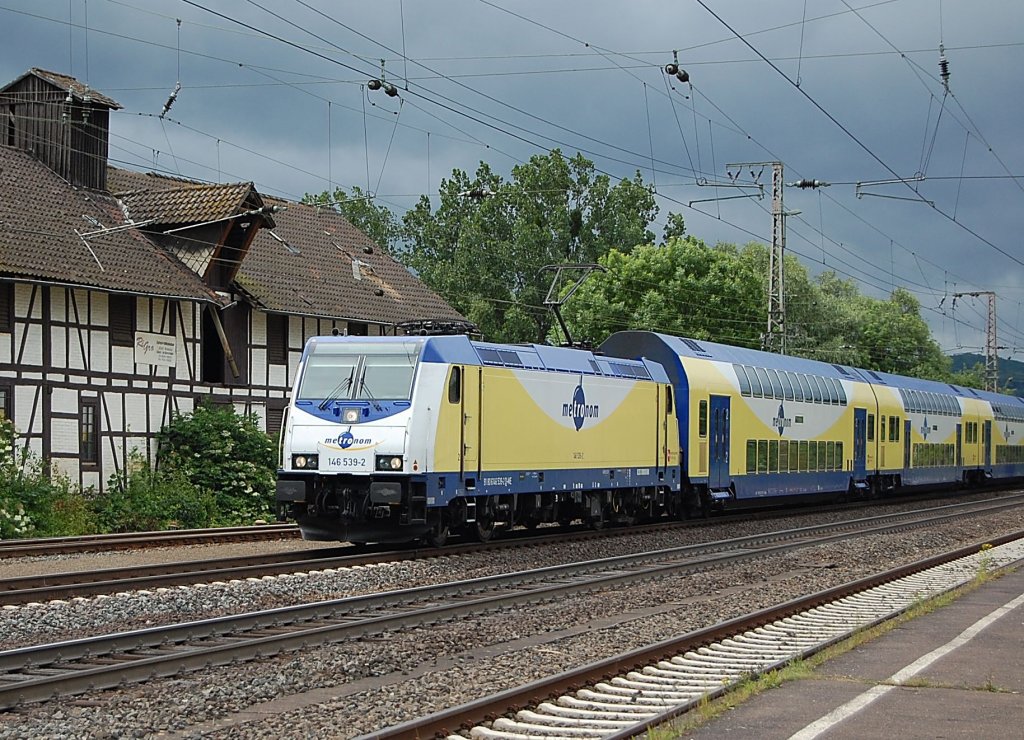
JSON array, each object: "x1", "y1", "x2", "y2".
[{"x1": 416, "y1": 466, "x2": 680, "y2": 506}]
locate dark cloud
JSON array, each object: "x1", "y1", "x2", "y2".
[{"x1": 2, "y1": 0, "x2": 1022, "y2": 354}]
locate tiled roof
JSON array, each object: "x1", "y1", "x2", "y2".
[
  {"x1": 239, "y1": 200, "x2": 465, "y2": 325},
  {"x1": 106, "y1": 167, "x2": 464, "y2": 326},
  {"x1": 115, "y1": 181, "x2": 266, "y2": 227},
  {"x1": 2, "y1": 68, "x2": 123, "y2": 109},
  {"x1": 0, "y1": 146, "x2": 217, "y2": 302}
]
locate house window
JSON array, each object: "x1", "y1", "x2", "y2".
[
  {"x1": 0, "y1": 382, "x2": 11, "y2": 422},
  {"x1": 0, "y1": 283, "x2": 12, "y2": 333},
  {"x1": 347, "y1": 321, "x2": 368, "y2": 336},
  {"x1": 109, "y1": 294, "x2": 136, "y2": 347},
  {"x1": 81, "y1": 399, "x2": 99, "y2": 464},
  {"x1": 267, "y1": 314, "x2": 288, "y2": 365}
]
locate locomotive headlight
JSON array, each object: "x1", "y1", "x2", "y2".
[
  {"x1": 293, "y1": 453, "x2": 319, "y2": 470},
  {"x1": 341, "y1": 407, "x2": 360, "y2": 423},
  {"x1": 376, "y1": 455, "x2": 403, "y2": 471}
]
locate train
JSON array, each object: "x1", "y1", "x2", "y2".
[{"x1": 275, "y1": 330, "x2": 1024, "y2": 544}]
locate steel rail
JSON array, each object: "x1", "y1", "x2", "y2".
[
  {"x1": 368, "y1": 529, "x2": 1024, "y2": 740},
  {"x1": 1, "y1": 499, "x2": 1021, "y2": 709},
  {"x1": 0, "y1": 524, "x2": 299, "y2": 558},
  {"x1": 5, "y1": 493, "x2": 1022, "y2": 606}
]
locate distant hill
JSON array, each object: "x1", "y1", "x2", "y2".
[{"x1": 949, "y1": 353, "x2": 1024, "y2": 396}]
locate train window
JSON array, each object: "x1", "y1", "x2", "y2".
[
  {"x1": 808, "y1": 440, "x2": 818, "y2": 471},
  {"x1": 754, "y1": 367, "x2": 773, "y2": 398},
  {"x1": 766, "y1": 369, "x2": 784, "y2": 399},
  {"x1": 779, "y1": 371, "x2": 794, "y2": 400},
  {"x1": 809, "y1": 376, "x2": 823, "y2": 403},
  {"x1": 867, "y1": 413, "x2": 875, "y2": 441},
  {"x1": 779, "y1": 440, "x2": 789, "y2": 471},
  {"x1": 824, "y1": 377, "x2": 839, "y2": 405},
  {"x1": 888, "y1": 416, "x2": 898, "y2": 442},
  {"x1": 797, "y1": 374, "x2": 813, "y2": 402},
  {"x1": 769, "y1": 440, "x2": 779, "y2": 473},
  {"x1": 836, "y1": 441, "x2": 843, "y2": 468},
  {"x1": 790, "y1": 441, "x2": 799, "y2": 471},
  {"x1": 448, "y1": 367, "x2": 462, "y2": 403},
  {"x1": 746, "y1": 365, "x2": 763, "y2": 397},
  {"x1": 816, "y1": 376, "x2": 832, "y2": 404},
  {"x1": 785, "y1": 372, "x2": 801, "y2": 402},
  {"x1": 927, "y1": 392, "x2": 937, "y2": 414},
  {"x1": 746, "y1": 440, "x2": 757, "y2": 473},
  {"x1": 817, "y1": 441, "x2": 826, "y2": 470},
  {"x1": 826, "y1": 441, "x2": 836, "y2": 471},
  {"x1": 734, "y1": 364, "x2": 751, "y2": 396},
  {"x1": 757, "y1": 440, "x2": 768, "y2": 473},
  {"x1": 835, "y1": 380, "x2": 847, "y2": 405},
  {"x1": 666, "y1": 386, "x2": 674, "y2": 414},
  {"x1": 698, "y1": 399, "x2": 708, "y2": 437}
]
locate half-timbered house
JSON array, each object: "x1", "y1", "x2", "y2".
[{"x1": 0, "y1": 68, "x2": 465, "y2": 492}]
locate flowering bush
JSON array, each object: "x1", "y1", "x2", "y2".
[{"x1": 157, "y1": 403, "x2": 276, "y2": 524}]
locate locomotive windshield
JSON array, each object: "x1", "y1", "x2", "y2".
[{"x1": 297, "y1": 341, "x2": 421, "y2": 402}]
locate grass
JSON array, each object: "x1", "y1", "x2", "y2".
[{"x1": 646, "y1": 555, "x2": 1015, "y2": 738}]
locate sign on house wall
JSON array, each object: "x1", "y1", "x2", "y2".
[{"x1": 134, "y1": 331, "x2": 176, "y2": 367}]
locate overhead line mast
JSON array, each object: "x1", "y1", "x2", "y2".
[{"x1": 953, "y1": 290, "x2": 1000, "y2": 392}]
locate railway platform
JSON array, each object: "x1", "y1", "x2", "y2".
[{"x1": 685, "y1": 564, "x2": 1024, "y2": 739}]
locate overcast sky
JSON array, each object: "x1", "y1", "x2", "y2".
[{"x1": 2, "y1": 1, "x2": 1022, "y2": 358}]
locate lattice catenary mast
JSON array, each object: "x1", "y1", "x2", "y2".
[{"x1": 953, "y1": 290, "x2": 999, "y2": 392}]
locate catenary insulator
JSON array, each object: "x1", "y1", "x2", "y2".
[
  {"x1": 676, "y1": 69, "x2": 689, "y2": 83},
  {"x1": 367, "y1": 79, "x2": 382, "y2": 91},
  {"x1": 664, "y1": 62, "x2": 678, "y2": 75}
]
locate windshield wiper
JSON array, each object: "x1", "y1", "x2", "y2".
[
  {"x1": 318, "y1": 366, "x2": 356, "y2": 410},
  {"x1": 358, "y1": 376, "x2": 384, "y2": 412}
]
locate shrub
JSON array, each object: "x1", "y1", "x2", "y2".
[
  {"x1": 99, "y1": 451, "x2": 218, "y2": 532},
  {"x1": 157, "y1": 403, "x2": 277, "y2": 525},
  {"x1": 0, "y1": 416, "x2": 57, "y2": 538}
]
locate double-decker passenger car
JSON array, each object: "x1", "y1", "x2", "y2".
[{"x1": 600, "y1": 331, "x2": 1011, "y2": 513}]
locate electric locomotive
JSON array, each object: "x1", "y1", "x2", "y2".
[{"x1": 276, "y1": 334, "x2": 681, "y2": 544}]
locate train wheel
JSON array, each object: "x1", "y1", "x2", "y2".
[
  {"x1": 474, "y1": 499, "x2": 497, "y2": 542},
  {"x1": 425, "y1": 519, "x2": 450, "y2": 548}
]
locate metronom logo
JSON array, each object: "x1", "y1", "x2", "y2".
[{"x1": 562, "y1": 380, "x2": 600, "y2": 431}]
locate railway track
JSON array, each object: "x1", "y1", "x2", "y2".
[
  {"x1": 1, "y1": 495, "x2": 1021, "y2": 710},
  {"x1": 3, "y1": 492, "x2": 1022, "y2": 605},
  {"x1": 371, "y1": 532, "x2": 1024, "y2": 740},
  {"x1": 0, "y1": 524, "x2": 299, "y2": 558}
]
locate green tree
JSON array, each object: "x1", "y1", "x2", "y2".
[
  {"x1": 560, "y1": 235, "x2": 765, "y2": 347},
  {"x1": 303, "y1": 185, "x2": 404, "y2": 254},
  {"x1": 401, "y1": 150, "x2": 657, "y2": 342}
]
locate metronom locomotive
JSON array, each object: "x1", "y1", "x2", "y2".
[{"x1": 276, "y1": 330, "x2": 1021, "y2": 544}]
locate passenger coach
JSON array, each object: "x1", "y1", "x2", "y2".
[{"x1": 599, "y1": 331, "x2": 1008, "y2": 512}]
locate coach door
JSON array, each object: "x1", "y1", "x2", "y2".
[
  {"x1": 956, "y1": 424, "x2": 962, "y2": 468},
  {"x1": 853, "y1": 408, "x2": 867, "y2": 478},
  {"x1": 904, "y1": 419, "x2": 912, "y2": 474},
  {"x1": 461, "y1": 365, "x2": 482, "y2": 480},
  {"x1": 983, "y1": 420, "x2": 992, "y2": 469},
  {"x1": 709, "y1": 395, "x2": 730, "y2": 489}
]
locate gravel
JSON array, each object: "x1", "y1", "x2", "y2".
[{"x1": 0, "y1": 499, "x2": 1021, "y2": 740}]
